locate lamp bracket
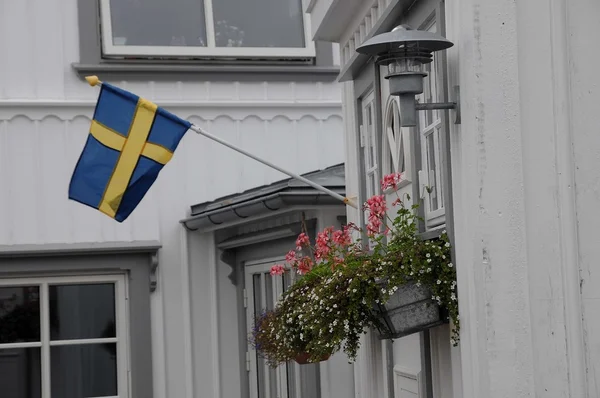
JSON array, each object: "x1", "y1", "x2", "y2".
[{"x1": 414, "y1": 85, "x2": 461, "y2": 124}]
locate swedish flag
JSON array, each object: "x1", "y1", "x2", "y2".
[{"x1": 69, "y1": 81, "x2": 191, "y2": 222}]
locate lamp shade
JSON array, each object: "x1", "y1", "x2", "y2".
[{"x1": 356, "y1": 25, "x2": 454, "y2": 57}]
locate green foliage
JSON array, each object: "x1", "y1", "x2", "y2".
[{"x1": 249, "y1": 188, "x2": 460, "y2": 368}]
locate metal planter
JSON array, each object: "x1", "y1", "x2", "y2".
[{"x1": 374, "y1": 281, "x2": 446, "y2": 340}]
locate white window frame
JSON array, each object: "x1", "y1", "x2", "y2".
[
  {"x1": 381, "y1": 96, "x2": 412, "y2": 194},
  {"x1": 417, "y1": 20, "x2": 446, "y2": 229},
  {"x1": 360, "y1": 90, "x2": 379, "y2": 199},
  {"x1": 98, "y1": 0, "x2": 316, "y2": 59},
  {"x1": 0, "y1": 274, "x2": 130, "y2": 398}
]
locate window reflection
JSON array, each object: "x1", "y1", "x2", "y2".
[
  {"x1": 0, "y1": 347, "x2": 41, "y2": 398},
  {"x1": 51, "y1": 344, "x2": 118, "y2": 398},
  {"x1": 0, "y1": 287, "x2": 40, "y2": 344},
  {"x1": 49, "y1": 284, "x2": 116, "y2": 341}
]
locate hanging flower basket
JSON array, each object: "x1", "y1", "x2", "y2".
[
  {"x1": 249, "y1": 173, "x2": 460, "y2": 366},
  {"x1": 374, "y1": 280, "x2": 446, "y2": 340},
  {"x1": 294, "y1": 352, "x2": 332, "y2": 365}
]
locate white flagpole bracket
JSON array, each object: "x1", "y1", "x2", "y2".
[{"x1": 84, "y1": 76, "x2": 358, "y2": 209}]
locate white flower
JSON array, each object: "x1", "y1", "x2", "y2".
[
  {"x1": 427, "y1": 259, "x2": 432, "y2": 263},
  {"x1": 427, "y1": 268, "x2": 432, "y2": 272},
  {"x1": 333, "y1": 304, "x2": 338, "y2": 308},
  {"x1": 445, "y1": 243, "x2": 450, "y2": 247},
  {"x1": 451, "y1": 293, "x2": 456, "y2": 301},
  {"x1": 426, "y1": 253, "x2": 431, "y2": 258},
  {"x1": 437, "y1": 280, "x2": 442, "y2": 285},
  {"x1": 448, "y1": 263, "x2": 453, "y2": 268},
  {"x1": 300, "y1": 333, "x2": 304, "y2": 340},
  {"x1": 450, "y1": 338, "x2": 456, "y2": 345},
  {"x1": 353, "y1": 289, "x2": 357, "y2": 293}
]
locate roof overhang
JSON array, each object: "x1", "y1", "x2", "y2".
[{"x1": 180, "y1": 164, "x2": 346, "y2": 232}]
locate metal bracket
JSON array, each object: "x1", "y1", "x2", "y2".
[
  {"x1": 414, "y1": 85, "x2": 461, "y2": 124},
  {"x1": 149, "y1": 251, "x2": 159, "y2": 293}
]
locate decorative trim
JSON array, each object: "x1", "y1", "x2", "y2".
[
  {"x1": 0, "y1": 102, "x2": 343, "y2": 123},
  {"x1": 0, "y1": 240, "x2": 162, "y2": 292},
  {"x1": 149, "y1": 251, "x2": 159, "y2": 293},
  {"x1": 219, "y1": 249, "x2": 237, "y2": 285},
  {"x1": 0, "y1": 99, "x2": 343, "y2": 109},
  {"x1": 0, "y1": 240, "x2": 161, "y2": 257},
  {"x1": 71, "y1": 63, "x2": 341, "y2": 83}
]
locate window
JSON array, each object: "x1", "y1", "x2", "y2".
[
  {"x1": 417, "y1": 21, "x2": 446, "y2": 228},
  {"x1": 382, "y1": 97, "x2": 411, "y2": 186},
  {"x1": 360, "y1": 91, "x2": 379, "y2": 199},
  {"x1": 0, "y1": 274, "x2": 129, "y2": 398},
  {"x1": 98, "y1": 0, "x2": 315, "y2": 59},
  {"x1": 245, "y1": 258, "x2": 319, "y2": 398}
]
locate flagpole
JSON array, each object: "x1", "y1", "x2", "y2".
[{"x1": 84, "y1": 76, "x2": 358, "y2": 209}]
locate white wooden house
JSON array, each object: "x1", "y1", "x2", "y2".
[
  {"x1": 305, "y1": 0, "x2": 600, "y2": 397},
  {"x1": 0, "y1": 0, "x2": 349, "y2": 397}
]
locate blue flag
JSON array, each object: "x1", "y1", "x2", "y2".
[{"x1": 69, "y1": 82, "x2": 191, "y2": 222}]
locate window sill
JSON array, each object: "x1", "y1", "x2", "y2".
[{"x1": 71, "y1": 62, "x2": 341, "y2": 82}]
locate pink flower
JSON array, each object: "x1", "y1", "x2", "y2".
[
  {"x1": 367, "y1": 218, "x2": 382, "y2": 237},
  {"x1": 315, "y1": 227, "x2": 334, "y2": 260},
  {"x1": 270, "y1": 264, "x2": 285, "y2": 276},
  {"x1": 365, "y1": 195, "x2": 387, "y2": 218},
  {"x1": 295, "y1": 232, "x2": 310, "y2": 250},
  {"x1": 332, "y1": 229, "x2": 351, "y2": 247},
  {"x1": 381, "y1": 173, "x2": 403, "y2": 191},
  {"x1": 364, "y1": 195, "x2": 387, "y2": 237},
  {"x1": 297, "y1": 257, "x2": 314, "y2": 275},
  {"x1": 392, "y1": 198, "x2": 402, "y2": 207},
  {"x1": 285, "y1": 250, "x2": 297, "y2": 265}
]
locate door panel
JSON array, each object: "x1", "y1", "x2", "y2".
[{"x1": 245, "y1": 258, "x2": 319, "y2": 398}]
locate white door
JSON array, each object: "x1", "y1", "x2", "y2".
[{"x1": 245, "y1": 257, "x2": 320, "y2": 398}]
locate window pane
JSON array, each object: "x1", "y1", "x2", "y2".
[
  {"x1": 213, "y1": 0, "x2": 305, "y2": 48},
  {"x1": 0, "y1": 347, "x2": 41, "y2": 398},
  {"x1": 427, "y1": 133, "x2": 438, "y2": 210},
  {"x1": 265, "y1": 273, "x2": 274, "y2": 311},
  {"x1": 0, "y1": 287, "x2": 40, "y2": 344},
  {"x1": 51, "y1": 344, "x2": 117, "y2": 398},
  {"x1": 49, "y1": 284, "x2": 116, "y2": 341},
  {"x1": 109, "y1": 0, "x2": 207, "y2": 47}
]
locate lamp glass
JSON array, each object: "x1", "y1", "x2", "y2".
[{"x1": 387, "y1": 58, "x2": 423, "y2": 76}]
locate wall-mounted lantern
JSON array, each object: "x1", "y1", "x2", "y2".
[{"x1": 356, "y1": 25, "x2": 460, "y2": 127}]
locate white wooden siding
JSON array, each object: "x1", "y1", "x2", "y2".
[{"x1": 0, "y1": 1, "x2": 344, "y2": 398}]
